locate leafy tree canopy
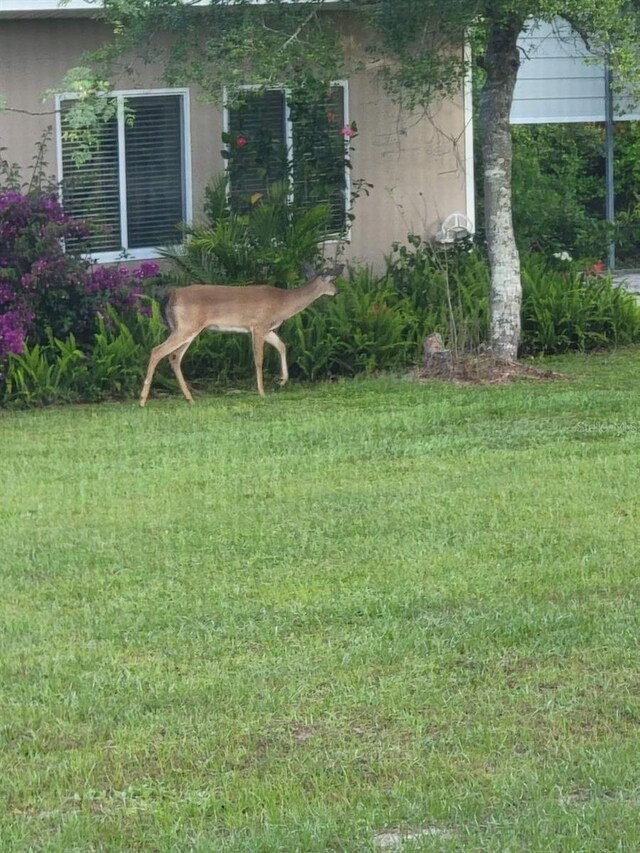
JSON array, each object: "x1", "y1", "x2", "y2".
[
  {"x1": 70, "y1": 1, "x2": 640, "y2": 101},
  {"x1": 357, "y1": 1, "x2": 640, "y2": 106},
  {"x1": 66, "y1": 0, "x2": 344, "y2": 102}
]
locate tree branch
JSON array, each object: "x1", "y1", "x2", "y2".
[
  {"x1": 1, "y1": 106, "x2": 59, "y2": 116},
  {"x1": 259, "y1": 5, "x2": 320, "y2": 52}
]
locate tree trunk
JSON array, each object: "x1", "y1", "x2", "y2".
[{"x1": 480, "y1": 17, "x2": 524, "y2": 361}]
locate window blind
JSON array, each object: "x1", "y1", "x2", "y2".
[
  {"x1": 60, "y1": 93, "x2": 186, "y2": 255},
  {"x1": 125, "y1": 96, "x2": 184, "y2": 248},
  {"x1": 61, "y1": 103, "x2": 121, "y2": 253}
]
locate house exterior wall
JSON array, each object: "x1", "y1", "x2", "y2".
[{"x1": 0, "y1": 16, "x2": 470, "y2": 270}]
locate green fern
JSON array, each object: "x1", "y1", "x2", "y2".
[
  {"x1": 520, "y1": 257, "x2": 640, "y2": 354},
  {"x1": 161, "y1": 176, "x2": 329, "y2": 288},
  {"x1": 4, "y1": 335, "x2": 85, "y2": 405}
]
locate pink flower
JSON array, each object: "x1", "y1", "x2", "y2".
[
  {"x1": 340, "y1": 126, "x2": 356, "y2": 138},
  {"x1": 236, "y1": 135, "x2": 248, "y2": 147}
]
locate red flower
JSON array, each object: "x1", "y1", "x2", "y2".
[
  {"x1": 584, "y1": 260, "x2": 605, "y2": 277},
  {"x1": 236, "y1": 135, "x2": 248, "y2": 147}
]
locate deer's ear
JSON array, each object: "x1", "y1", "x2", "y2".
[{"x1": 301, "y1": 262, "x2": 317, "y2": 280}]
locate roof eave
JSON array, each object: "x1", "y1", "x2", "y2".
[{"x1": 0, "y1": 0, "x2": 346, "y2": 17}]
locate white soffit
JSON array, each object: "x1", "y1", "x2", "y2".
[
  {"x1": 0, "y1": 1, "x2": 98, "y2": 16},
  {"x1": 511, "y1": 17, "x2": 640, "y2": 124},
  {"x1": 0, "y1": 0, "x2": 341, "y2": 14}
]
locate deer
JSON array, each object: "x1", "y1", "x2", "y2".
[{"x1": 139, "y1": 263, "x2": 343, "y2": 406}]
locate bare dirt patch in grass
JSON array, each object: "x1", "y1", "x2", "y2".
[
  {"x1": 415, "y1": 355, "x2": 566, "y2": 386},
  {"x1": 374, "y1": 824, "x2": 454, "y2": 848}
]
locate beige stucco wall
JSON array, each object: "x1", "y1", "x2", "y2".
[
  {"x1": 0, "y1": 16, "x2": 471, "y2": 271},
  {"x1": 0, "y1": 18, "x2": 218, "y2": 223}
]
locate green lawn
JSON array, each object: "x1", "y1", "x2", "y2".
[{"x1": 2, "y1": 351, "x2": 640, "y2": 852}]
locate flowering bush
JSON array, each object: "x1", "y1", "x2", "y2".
[
  {"x1": 87, "y1": 261, "x2": 159, "y2": 317},
  {"x1": 0, "y1": 187, "x2": 159, "y2": 364}
]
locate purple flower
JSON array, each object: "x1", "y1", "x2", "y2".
[
  {"x1": 0, "y1": 309, "x2": 31, "y2": 356},
  {"x1": 0, "y1": 190, "x2": 24, "y2": 213},
  {"x1": 134, "y1": 261, "x2": 161, "y2": 279}
]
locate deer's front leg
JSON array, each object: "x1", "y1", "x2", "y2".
[
  {"x1": 251, "y1": 330, "x2": 266, "y2": 397},
  {"x1": 265, "y1": 331, "x2": 288, "y2": 387},
  {"x1": 140, "y1": 332, "x2": 197, "y2": 406}
]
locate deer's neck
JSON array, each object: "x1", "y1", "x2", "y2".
[{"x1": 281, "y1": 280, "x2": 325, "y2": 317}]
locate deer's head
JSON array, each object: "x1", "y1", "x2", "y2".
[{"x1": 302, "y1": 263, "x2": 344, "y2": 297}]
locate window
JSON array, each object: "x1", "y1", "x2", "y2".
[
  {"x1": 57, "y1": 90, "x2": 191, "y2": 260},
  {"x1": 225, "y1": 83, "x2": 349, "y2": 234}
]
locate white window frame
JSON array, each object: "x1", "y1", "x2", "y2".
[
  {"x1": 55, "y1": 88, "x2": 193, "y2": 263},
  {"x1": 223, "y1": 80, "x2": 352, "y2": 240}
]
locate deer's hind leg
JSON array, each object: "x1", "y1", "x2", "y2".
[
  {"x1": 265, "y1": 331, "x2": 288, "y2": 387},
  {"x1": 169, "y1": 339, "x2": 196, "y2": 403}
]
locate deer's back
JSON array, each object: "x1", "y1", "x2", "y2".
[{"x1": 169, "y1": 284, "x2": 292, "y2": 331}]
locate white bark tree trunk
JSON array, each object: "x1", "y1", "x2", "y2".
[{"x1": 480, "y1": 17, "x2": 524, "y2": 361}]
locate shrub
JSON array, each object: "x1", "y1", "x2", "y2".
[
  {"x1": 385, "y1": 235, "x2": 490, "y2": 353},
  {"x1": 286, "y1": 266, "x2": 417, "y2": 380},
  {"x1": 0, "y1": 185, "x2": 160, "y2": 366},
  {"x1": 509, "y1": 124, "x2": 607, "y2": 258},
  {"x1": 0, "y1": 183, "x2": 103, "y2": 344},
  {"x1": 520, "y1": 254, "x2": 640, "y2": 354},
  {"x1": 502, "y1": 123, "x2": 640, "y2": 266},
  {"x1": 2, "y1": 302, "x2": 168, "y2": 407},
  {"x1": 166, "y1": 177, "x2": 330, "y2": 286},
  {"x1": 84, "y1": 306, "x2": 164, "y2": 400}
]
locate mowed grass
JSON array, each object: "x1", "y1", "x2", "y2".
[{"x1": 2, "y1": 351, "x2": 640, "y2": 852}]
